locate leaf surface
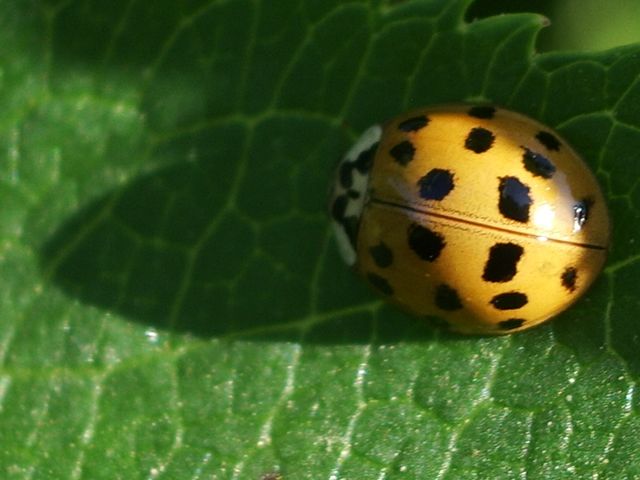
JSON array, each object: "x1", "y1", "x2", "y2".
[{"x1": 1, "y1": 1, "x2": 640, "y2": 478}]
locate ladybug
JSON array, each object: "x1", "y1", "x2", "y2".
[{"x1": 330, "y1": 105, "x2": 610, "y2": 334}]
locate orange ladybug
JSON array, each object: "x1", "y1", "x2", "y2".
[{"x1": 330, "y1": 105, "x2": 610, "y2": 334}]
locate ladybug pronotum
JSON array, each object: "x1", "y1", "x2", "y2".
[{"x1": 330, "y1": 105, "x2": 610, "y2": 335}]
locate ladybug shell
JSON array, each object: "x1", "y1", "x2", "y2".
[{"x1": 354, "y1": 105, "x2": 609, "y2": 334}]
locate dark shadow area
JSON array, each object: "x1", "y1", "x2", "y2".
[
  {"x1": 38, "y1": 158, "x2": 446, "y2": 343},
  {"x1": 37, "y1": 119, "x2": 448, "y2": 344}
]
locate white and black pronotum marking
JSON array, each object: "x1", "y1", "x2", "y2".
[{"x1": 330, "y1": 125, "x2": 381, "y2": 266}]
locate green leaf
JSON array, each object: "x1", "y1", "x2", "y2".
[{"x1": 1, "y1": 0, "x2": 640, "y2": 478}]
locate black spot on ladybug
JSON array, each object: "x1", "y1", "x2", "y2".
[
  {"x1": 561, "y1": 266, "x2": 578, "y2": 292},
  {"x1": 490, "y1": 292, "x2": 528, "y2": 310},
  {"x1": 339, "y1": 162, "x2": 353, "y2": 189},
  {"x1": 407, "y1": 223, "x2": 445, "y2": 262},
  {"x1": 499, "y1": 318, "x2": 525, "y2": 330},
  {"x1": 465, "y1": 127, "x2": 495, "y2": 153},
  {"x1": 573, "y1": 198, "x2": 593, "y2": 231},
  {"x1": 498, "y1": 176, "x2": 532, "y2": 223},
  {"x1": 522, "y1": 147, "x2": 556, "y2": 179},
  {"x1": 417, "y1": 168, "x2": 454, "y2": 201},
  {"x1": 367, "y1": 272, "x2": 394, "y2": 296},
  {"x1": 536, "y1": 131, "x2": 561, "y2": 151},
  {"x1": 369, "y1": 242, "x2": 393, "y2": 268},
  {"x1": 468, "y1": 106, "x2": 496, "y2": 119},
  {"x1": 354, "y1": 141, "x2": 379, "y2": 173},
  {"x1": 435, "y1": 284, "x2": 463, "y2": 311},
  {"x1": 390, "y1": 141, "x2": 415, "y2": 166},
  {"x1": 398, "y1": 115, "x2": 429, "y2": 132},
  {"x1": 483, "y1": 243, "x2": 524, "y2": 283}
]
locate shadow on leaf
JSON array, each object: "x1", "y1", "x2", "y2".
[{"x1": 38, "y1": 114, "x2": 445, "y2": 344}]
